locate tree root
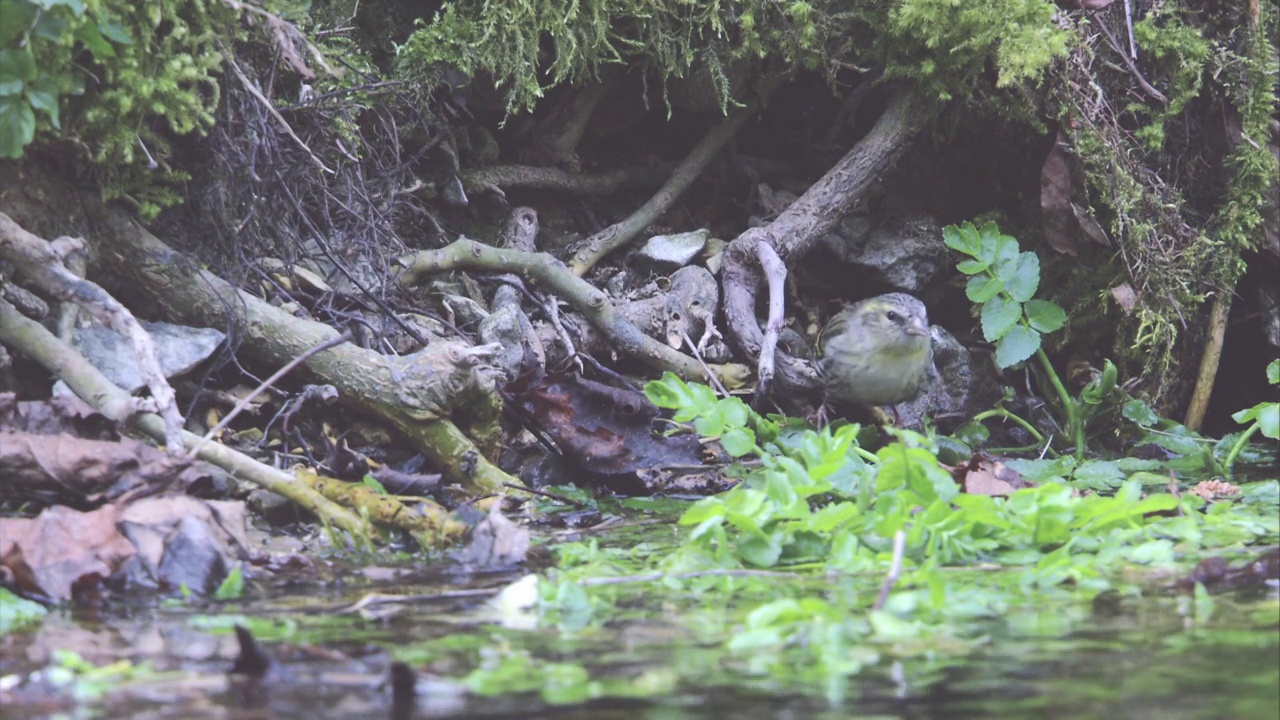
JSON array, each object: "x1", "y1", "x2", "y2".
[
  {"x1": 396, "y1": 237, "x2": 750, "y2": 387},
  {"x1": 566, "y1": 73, "x2": 784, "y2": 276},
  {"x1": 722, "y1": 88, "x2": 925, "y2": 406}
]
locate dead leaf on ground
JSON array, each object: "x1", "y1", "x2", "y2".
[
  {"x1": 504, "y1": 368, "x2": 705, "y2": 483},
  {"x1": 1040, "y1": 132, "x2": 1110, "y2": 255},
  {"x1": 950, "y1": 452, "x2": 1032, "y2": 497},
  {"x1": 0, "y1": 497, "x2": 249, "y2": 601},
  {"x1": 0, "y1": 505, "x2": 136, "y2": 601}
]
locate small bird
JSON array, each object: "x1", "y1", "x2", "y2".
[{"x1": 819, "y1": 293, "x2": 934, "y2": 414}]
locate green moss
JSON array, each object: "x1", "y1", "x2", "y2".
[{"x1": 396, "y1": 0, "x2": 1067, "y2": 115}]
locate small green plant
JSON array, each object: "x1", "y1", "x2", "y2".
[
  {"x1": 943, "y1": 220, "x2": 1122, "y2": 459},
  {"x1": 1223, "y1": 359, "x2": 1280, "y2": 475},
  {"x1": 0, "y1": 0, "x2": 130, "y2": 158}
]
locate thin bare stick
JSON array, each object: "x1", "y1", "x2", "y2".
[
  {"x1": 872, "y1": 530, "x2": 906, "y2": 611},
  {"x1": 1096, "y1": 13, "x2": 1166, "y2": 104},
  {"x1": 567, "y1": 74, "x2": 784, "y2": 276},
  {"x1": 219, "y1": 42, "x2": 335, "y2": 174},
  {"x1": 681, "y1": 329, "x2": 730, "y2": 398},
  {"x1": 189, "y1": 331, "x2": 352, "y2": 458}
]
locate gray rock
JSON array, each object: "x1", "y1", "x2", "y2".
[
  {"x1": 632, "y1": 229, "x2": 710, "y2": 272},
  {"x1": 819, "y1": 215, "x2": 948, "y2": 293},
  {"x1": 897, "y1": 326, "x2": 1002, "y2": 429},
  {"x1": 73, "y1": 320, "x2": 225, "y2": 392}
]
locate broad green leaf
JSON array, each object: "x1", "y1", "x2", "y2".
[
  {"x1": 73, "y1": 21, "x2": 115, "y2": 59},
  {"x1": 1, "y1": 2, "x2": 38, "y2": 47},
  {"x1": 994, "y1": 325, "x2": 1040, "y2": 368},
  {"x1": 942, "y1": 221, "x2": 982, "y2": 256},
  {"x1": 980, "y1": 296, "x2": 1021, "y2": 341},
  {"x1": 1258, "y1": 403, "x2": 1279, "y2": 440},
  {"x1": 966, "y1": 275, "x2": 1003, "y2": 303},
  {"x1": 97, "y1": 19, "x2": 132, "y2": 45},
  {"x1": 1232, "y1": 405, "x2": 1259, "y2": 425},
  {"x1": 1122, "y1": 399, "x2": 1159, "y2": 427},
  {"x1": 1268, "y1": 359, "x2": 1279, "y2": 385},
  {"x1": 1071, "y1": 460, "x2": 1124, "y2": 491},
  {"x1": 956, "y1": 259, "x2": 990, "y2": 275},
  {"x1": 720, "y1": 427, "x2": 756, "y2": 457},
  {"x1": 0, "y1": 48, "x2": 37, "y2": 95},
  {"x1": 0, "y1": 96, "x2": 35, "y2": 158},
  {"x1": 1024, "y1": 299, "x2": 1066, "y2": 333},
  {"x1": 1004, "y1": 252, "x2": 1040, "y2": 302},
  {"x1": 26, "y1": 76, "x2": 59, "y2": 128}
]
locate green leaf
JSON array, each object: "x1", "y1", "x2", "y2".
[
  {"x1": 96, "y1": 19, "x2": 131, "y2": 45},
  {"x1": 1071, "y1": 460, "x2": 1124, "y2": 491},
  {"x1": 942, "y1": 221, "x2": 982, "y2": 257},
  {"x1": 1123, "y1": 399, "x2": 1159, "y2": 427},
  {"x1": 0, "y1": 2, "x2": 38, "y2": 47},
  {"x1": 0, "y1": 48, "x2": 37, "y2": 96},
  {"x1": 956, "y1": 259, "x2": 990, "y2": 275},
  {"x1": 1003, "y1": 252, "x2": 1040, "y2": 302},
  {"x1": 35, "y1": 0, "x2": 86, "y2": 12},
  {"x1": 213, "y1": 564, "x2": 245, "y2": 600},
  {"x1": 994, "y1": 325, "x2": 1040, "y2": 368},
  {"x1": 1024, "y1": 299, "x2": 1066, "y2": 333},
  {"x1": 720, "y1": 427, "x2": 756, "y2": 457},
  {"x1": 980, "y1": 296, "x2": 1021, "y2": 341},
  {"x1": 73, "y1": 21, "x2": 115, "y2": 59},
  {"x1": 1267, "y1": 359, "x2": 1279, "y2": 385},
  {"x1": 0, "y1": 96, "x2": 35, "y2": 158},
  {"x1": 988, "y1": 235, "x2": 1020, "y2": 275},
  {"x1": 966, "y1": 275, "x2": 1003, "y2": 303},
  {"x1": 1258, "y1": 403, "x2": 1279, "y2": 440},
  {"x1": 1080, "y1": 359, "x2": 1118, "y2": 404},
  {"x1": 26, "y1": 76, "x2": 58, "y2": 128}
]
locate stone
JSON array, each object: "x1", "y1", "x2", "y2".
[
  {"x1": 632, "y1": 229, "x2": 710, "y2": 272},
  {"x1": 73, "y1": 320, "x2": 225, "y2": 393}
]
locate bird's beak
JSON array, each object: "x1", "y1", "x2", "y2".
[{"x1": 907, "y1": 319, "x2": 929, "y2": 337}]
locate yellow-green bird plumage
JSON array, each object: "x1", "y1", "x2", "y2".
[{"x1": 819, "y1": 293, "x2": 933, "y2": 407}]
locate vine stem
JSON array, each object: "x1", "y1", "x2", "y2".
[
  {"x1": 972, "y1": 408, "x2": 1050, "y2": 448},
  {"x1": 1222, "y1": 423, "x2": 1260, "y2": 476},
  {"x1": 1035, "y1": 347, "x2": 1084, "y2": 460}
]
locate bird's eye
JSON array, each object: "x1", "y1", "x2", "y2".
[{"x1": 886, "y1": 310, "x2": 901, "y2": 323}]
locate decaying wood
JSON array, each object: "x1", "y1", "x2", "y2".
[{"x1": 81, "y1": 205, "x2": 522, "y2": 495}]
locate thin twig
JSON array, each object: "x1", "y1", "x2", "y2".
[
  {"x1": 219, "y1": 42, "x2": 335, "y2": 174},
  {"x1": 188, "y1": 331, "x2": 351, "y2": 459},
  {"x1": 682, "y1": 329, "x2": 730, "y2": 397},
  {"x1": 872, "y1": 530, "x2": 906, "y2": 611}
]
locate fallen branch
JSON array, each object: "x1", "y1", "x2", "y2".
[
  {"x1": 396, "y1": 237, "x2": 749, "y2": 386},
  {"x1": 460, "y1": 162, "x2": 677, "y2": 197},
  {"x1": 0, "y1": 212, "x2": 185, "y2": 453},
  {"x1": 83, "y1": 206, "x2": 521, "y2": 495},
  {"x1": 0, "y1": 298, "x2": 374, "y2": 540}
]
